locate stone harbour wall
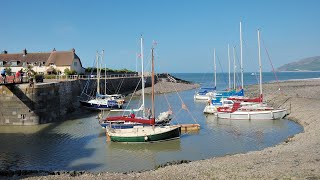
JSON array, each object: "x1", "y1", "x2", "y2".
[{"x1": 0, "y1": 76, "x2": 151, "y2": 125}]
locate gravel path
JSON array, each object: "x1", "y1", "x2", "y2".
[{"x1": 11, "y1": 79, "x2": 320, "y2": 179}]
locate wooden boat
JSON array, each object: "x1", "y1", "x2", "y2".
[
  {"x1": 107, "y1": 125, "x2": 181, "y2": 142},
  {"x1": 106, "y1": 39, "x2": 181, "y2": 142},
  {"x1": 100, "y1": 37, "x2": 171, "y2": 129}
]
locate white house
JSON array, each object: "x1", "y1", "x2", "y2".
[{"x1": 0, "y1": 48, "x2": 85, "y2": 75}]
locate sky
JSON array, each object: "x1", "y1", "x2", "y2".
[{"x1": 1, "y1": 0, "x2": 320, "y2": 73}]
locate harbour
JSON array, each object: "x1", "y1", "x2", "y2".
[
  {"x1": 1, "y1": 72, "x2": 313, "y2": 173},
  {"x1": 1, "y1": 1, "x2": 320, "y2": 178}
]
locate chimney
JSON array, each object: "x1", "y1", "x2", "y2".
[
  {"x1": 23, "y1": 48, "x2": 27, "y2": 55},
  {"x1": 1, "y1": 50, "x2": 7, "y2": 54},
  {"x1": 72, "y1": 48, "x2": 75, "y2": 53},
  {"x1": 52, "y1": 48, "x2": 56, "y2": 52}
]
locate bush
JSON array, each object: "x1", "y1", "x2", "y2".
[
  {"x1": 64, "y1": 68, "x2": 77, "y2": 75},
  {"x1": 85, "y1": 67, "x2": 135, "y2": 74}
]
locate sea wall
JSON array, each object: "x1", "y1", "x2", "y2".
[{"x1": 0, "y1": 76, "x2": 151, "y2": 125}]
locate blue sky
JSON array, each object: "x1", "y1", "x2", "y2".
[{"x1": 1, "y1": 0, "x2": 319, "y2": 73}]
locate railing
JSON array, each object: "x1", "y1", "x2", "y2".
[
  {"x1": 0, "y1": 75, "x2": 26, "y2": 84},
  {"x1": 0, "y1": 73, "x2": 153, "y2": 84},
  {"x1": 44, "y1": 73, "x2": 145, "y2": 81}
]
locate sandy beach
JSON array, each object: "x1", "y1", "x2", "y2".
[{"x1": 7, "y1": 79, "x2": 320, "y2": 179}]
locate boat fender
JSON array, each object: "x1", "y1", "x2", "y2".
[{"x1": 144, "y1": 135, "x2": 148, "y2": 141}]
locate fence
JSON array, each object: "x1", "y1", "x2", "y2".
[
  {"x1": 0, "y1": 73, "x2": 152, "y2": 84},
  {"x1": 44, "y1": 73, "x2": 145, "y2": 81}
]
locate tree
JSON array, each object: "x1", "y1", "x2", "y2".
[
  {"x1": 64, "y1": 68, "x2": 77, "y2": 75},
  {"x1": 5, "y1": 67, "x2": 12, "y2": 75}
]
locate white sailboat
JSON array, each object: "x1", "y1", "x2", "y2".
[
  {"x1": 100, "y1": 36, "x2": 172, "y2": 128},
  {"x1": 204, "y1": 22, "x2": 245, "y2": 114},
  {"x1": 194, "y1": 48, "x2": 217, "y2": 100},
  {"x1": 106, "y1": 43, "x2": 181, "y2": 143},
  {"x1": 215, "y1": 29, "x2": 288, "y2": 120},
  {"x1": 79, "y1": 51, "x2": 122, "y2": 110}
]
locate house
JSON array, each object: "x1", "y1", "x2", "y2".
[{"x1": 0, "y1": 48, "x2": 85, "y2": 75}]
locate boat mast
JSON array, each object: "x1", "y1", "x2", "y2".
[
  {"x1": 240, "y1": 21, "x2": 244, "y2": 89},
  {"x1": 233, "y1": 46, "x2": 236, "y2": 90},
  {"x1": 151, "y1": 47, "x2": 155, "y2": 119},
  {"x1": 102, "y1": 50, "x2": 106, "y2": 95},
  {"x1": 96, "y1": 51, "x2": 100, "y2": 95},
  {"x1": 228, "y1": 44, "x2": 231, "y2": 90},
  {"x1": 135, "y1": 52, "x2": 138, "y2": 73},
  {"x1": 257, "y1": 29, "x2": 263, "y2": 101},
  {"x1": 214, "y1": 48, "x2": 216, "y2": 89},
  {"x1": 140, "y1": 36, "x2": 145, "y2": 118}
]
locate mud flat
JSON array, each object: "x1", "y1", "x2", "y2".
[
  {"x1": 11, "y1": 79, "x2": 320, "y2": 179},
  {"x1": 132, "y1": 81, "x2": 200, "y2": 95}
]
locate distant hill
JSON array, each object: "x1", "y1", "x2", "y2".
[{"x1": 276, "y1": 56, "x2": 320, "y2": 71}]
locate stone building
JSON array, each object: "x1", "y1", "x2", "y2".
[{"x1": 0, "y1": 48, "x2": 85, "y2": 75}]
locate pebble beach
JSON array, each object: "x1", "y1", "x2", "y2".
[{"x1": 6, "y1": 79, "x2": 320, "y2": 179}]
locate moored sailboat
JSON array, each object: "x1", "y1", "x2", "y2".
[
  {"x1": 79, "y1": 51, "x2": 123, "y2": 110},
  {"x1": 106, "y1": 41, "x2": 181, "y2": 142},
  {"x1": 215, "y1": 29, "x2": 288, "y2": 120},
  {"x1": 100, "y1": 36, "x2": 171, "y2": 128}
]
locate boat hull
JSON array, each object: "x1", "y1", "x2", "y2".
[
  {"x1": 100, "y1": 122, "x2": 141, "y2": 129},
  {"x1": 203, "y1": 105, "x2": 217, "y2": 114},
  {"x1": 216, "y1": 109, "x2": 288, "y2": 120},
  {"x1": 194, "y1": 94, "x2": 211, "y2": 100},
  {"x1": 79, "y1": 100, "x2": 122, "y2": 110},
  {"x1": 107, "y1": 126, "x2": 181, "y2": 143}
]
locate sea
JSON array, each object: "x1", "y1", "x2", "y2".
[{"x1": 0, "y1": 72, "x2": 318, "y2": 173}]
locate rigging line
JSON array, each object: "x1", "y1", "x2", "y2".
[
  {"x1": 155, "y1": 74, "x2": 172, "y2": 110},
  {"x1": 242, "y1": 39, "x2": 260, "y2": 86},
  {"x1": 233, "y1": 48, "x2": 242, "y2": 89},
  {"x1": 108, "y1": 77, "x2": 118, "y2": 94},
  {"x1": 216, "y1": 55, "x2": 228, "y2": 89},
  {"x1": 170, "y1": 108, "x2": 182, "y2": 125},
  {"x1": 115, "y1": 78, "x2": 125, "y2": 94},
  {"x1": 261, "y1": 38, "x2": 282, "y2": 94},
  {"x1": 121, "y1": 77, "x2": 142, "y2": 116},
  {"x1": 167, "y1": 78, "x2": 199, "y2": 124},
  {"x1": 152, "y1": 49, "x2": 172, "y2": 106},
  {"x1": 115, "y1": 79, "x2": 121, "y2": 94},
  {"x1": 242, "y1": 38, "x2": 261, "y2": 86},
  {"x1": 80, "y1": 59, "x2": 97, "y2": 97}
]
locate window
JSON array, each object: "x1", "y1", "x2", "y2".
[
  {"x1": 22, "y1": 62, "x2": 26, "y2": 67},
  {"x1": 73, "y1": 62, "x2": 77, "y2": 66},
  {"x1": 11, "y1": 61, "x2": 18, "y2": 66},
  {"x1": 0, "y1": 61, "x2": 3, "y2": 66}
]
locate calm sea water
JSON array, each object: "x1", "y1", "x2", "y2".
[
  {"x1": 172, "y1": 72, "x2": 320, "y2": 90},
  {"x1": 1, "y1": 72, "x2": 317, "y2": 173}
]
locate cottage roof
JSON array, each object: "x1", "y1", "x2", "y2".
[
  {"x1": 0, "y1": 49, "x2": 82, "y2": 67},
  {"x1": 0, "y1": 52, "x2": 50, "y2": 65},
  {"x1": 46, "y1": 50, "x2": 82, "y2": 67}
]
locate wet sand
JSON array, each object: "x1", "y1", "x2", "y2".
[{"x1": 12, "y1": 79, "x2": 320, "y2": 179}]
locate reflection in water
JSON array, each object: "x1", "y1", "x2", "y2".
[
  {"x1": 105, "y1": 140, "x2": 182, "y2": 172},
  {"x1": 108, "y1": 139, "x2": 181, "y2": 152},
  {"x1": 204, "y1": 115, "x2": 294, "y2": 152},
  {"x1": 0, "y1": 89, "x2": 303, "y2": 173}
]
